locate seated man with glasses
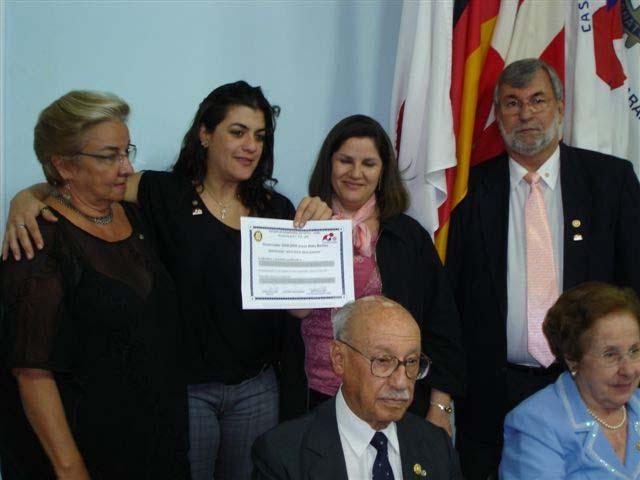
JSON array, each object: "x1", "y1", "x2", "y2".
[{"x1": 251, "y1": 295, "x2": 463, "y2": 480}]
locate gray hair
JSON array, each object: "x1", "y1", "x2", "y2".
[
  {"x1": 493, "y1": 58, "x2": 564, "y2": 105},
  {"x1": 34, "y1": 90, "x2": 130, "y2": 186},
  {"x1": 332, "y1": 300, "x2": 358, "y2": 341}
]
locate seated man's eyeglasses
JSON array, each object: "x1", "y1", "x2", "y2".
[{"x1": 337, "y1": 339, "x2": 431, "y2": 380}]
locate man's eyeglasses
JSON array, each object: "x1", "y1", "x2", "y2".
[
  {"x1": 75, "y1": 144, "x2": 137, "y2": 165},
  {"x1": 499, "y1": 96, "x2": 551, "y2": 116},
  {"x1": 338, "y1": 339, "x2": 431, "y2": 380},
  {"x1": 588, "y1": 345, "x2": 640, "y2": 367}
]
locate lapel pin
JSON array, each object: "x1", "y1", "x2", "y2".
[
  {"x1": 192, "y1": 208, "x2": 203, "y2": 216},
  {"x1": 571, "y1": 219, "x2": 581, "y2": 228},
  {"x1": 138, "y1": 234, "x2": 144, "y2": 240},
  {"x1": 192, "y1": 199, "x2": 198, "y2": 206},
  {"x1": 573, "y1": 234, "x2": 583, "y2": 241},
  {"x1": 413, "y1": 463, "x2": 427, "y2": 477}
]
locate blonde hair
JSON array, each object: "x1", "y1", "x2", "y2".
[{"x1": 34, "y1": 90, "x2": 130, "y2": 185}]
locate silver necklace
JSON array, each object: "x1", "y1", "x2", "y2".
[
  {"x1": 51, "y1": 190, "x2": 113, "y2": 225},
  {"x1": 587, "y1": 405, "x2": 627, "y2": 430},
  {"x1": 204, "y1": 188, "x2": 232, "y2": 220}
]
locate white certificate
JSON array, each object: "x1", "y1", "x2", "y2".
[{"x1": 240, "y1": 217, "x2": 355, "y2": 309}]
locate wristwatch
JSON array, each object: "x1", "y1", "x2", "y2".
[{"x1": 430, "y1": 401, "x2": 454, "y2": 415}]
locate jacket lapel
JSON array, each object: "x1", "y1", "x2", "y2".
[
  {"x1": 303, "y1": 400, "x2": 349, "y2": 480},
  {"x1": 558, "y1": 372, "x2": 640, "y2": 479},
  {"x1": 477, "y1": 157, "x2": 510, "y2": 319},
  {"x1": 559, "y1": 143, "x2": 591, "y2": 289},
  {"x1": 397, "y1": 417, "x2": 440, "y2": 479}
]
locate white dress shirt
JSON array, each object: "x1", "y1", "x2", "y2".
[
  {"x1": 335, "y1": 387, "x2": 404, "y2": 479},
  {"x1": 506, "y1": 146, "x2": 564, "y2": 365}
]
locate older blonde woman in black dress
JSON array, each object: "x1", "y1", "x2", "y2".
[{"x1": 0, "y1": 91, "x2": 188, "y2": 479}]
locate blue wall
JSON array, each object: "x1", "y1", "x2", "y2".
[{"x1": 1, "y1": 0, "x2": 402, "y2": 233}]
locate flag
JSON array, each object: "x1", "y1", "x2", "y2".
[
  {"x1": 564, "y1": 0, "x2": 632, "y2": 160},
  {"x1": 437, "y1": 0, "x2": 501, "y2": 259},
  {"x1": 390, "y1": 0, "x2": 456, "y2": 240},
  {"x1": 622, "y1": 0, "x2": 640, "y2": 175}
]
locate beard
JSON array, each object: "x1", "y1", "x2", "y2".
[{"x1": 498, "y1": 112, "x2": 562, "y2": 157}]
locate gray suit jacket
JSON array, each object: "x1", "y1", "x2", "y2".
[{"x1": 251, "y1": 398, "x2": 463, "y2": 479}]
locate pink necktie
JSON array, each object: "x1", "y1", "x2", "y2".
[{"x1": 524, "y1": 172, "x2": 558, "y2": 368}]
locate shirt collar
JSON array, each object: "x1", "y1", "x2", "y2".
[
  {"x1": 508, "y1": 144, "x2": 561, "y2": 192},
  {"x1": 335, "y1": 387, "x2": 400, "y2": 457}
]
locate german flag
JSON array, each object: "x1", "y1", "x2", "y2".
[{"x1": 435, "y1": 0, "x2": 501, "y2": 261}]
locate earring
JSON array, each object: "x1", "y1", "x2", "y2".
[
  {"x1": 377, "y1": 175, "x2": 383, "y2": 191},
  {"x1": 62, "y1": 182, "x2": 72, "y2": 200},
  {"x1": 570, "y1": 369, "x2": 577, "y2": 378},
  {"x1": 201, "y1": 142, "x2": 209, "y2": 148}
]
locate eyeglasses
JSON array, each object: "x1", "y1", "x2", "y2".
[
  {"x1": 75, "y1": 144, "x2": 137, "y2": 165},
  {"x1": 588, "y1": 346, "x2": 640, "y2": 367},
  {"x1": 338, "y1": 339, "x2": 431, "y2": 380},
  {"x1": 499, "y1": 96, "x2": 551, "y2": 116}
]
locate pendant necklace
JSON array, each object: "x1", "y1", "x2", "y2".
[{"x1": 204, "y1": 187, "x2": 232, "y2": 220}]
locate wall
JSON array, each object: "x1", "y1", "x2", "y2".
[{"x1": 1, "y1": 0, "x2": 402, "y2": 237}]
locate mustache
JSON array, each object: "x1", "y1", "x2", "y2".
[{"x1": 379, "y1": 389, "x2": 411, "y2": 401}]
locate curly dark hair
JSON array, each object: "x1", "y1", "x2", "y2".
[
  {"x1": 308, "y1": 114, "x2": 408, "y2": 222},
  {"x1": 543, "y1": 282, "x2": 640, "y2": 365},
  {"x1": 172, "y1": 81, "x2": 280, "y2": 215}
]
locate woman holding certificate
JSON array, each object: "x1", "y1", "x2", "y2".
[
  {"x1": 2, "y1": 81, "x2": 330, "y2": 480},
  {"x1": 300, "y1": 115, "x2": 465, "y2": 434}
]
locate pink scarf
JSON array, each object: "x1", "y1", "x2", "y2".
[{"x1": 332, "y1": 195, "x2": 378, "y2": 257}]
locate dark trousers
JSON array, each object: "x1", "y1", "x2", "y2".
[{"x1": 457, "y1": 363, "x2": 563, "y2": 480}]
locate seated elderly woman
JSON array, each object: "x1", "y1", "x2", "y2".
[
  {"x1": 500, "y1": 281, "x2": 640, "y2": 479},
  {"x1": 0, "y1": 91, "x2": 188, "y2": 479},
  {"x1": 298, "y1": 114, "x2": 464, "y2": 433}
]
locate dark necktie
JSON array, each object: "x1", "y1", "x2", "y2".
[{"x1": 370, "y1": 431, "x2": 395, "y2": 480}]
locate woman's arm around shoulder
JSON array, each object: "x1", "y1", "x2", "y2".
[{"x1": 2, "y1": 173, "x2": 143, "y2": 261}]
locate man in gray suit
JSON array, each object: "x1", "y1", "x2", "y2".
[{"x1": 252, "y1": 296, "x2": 462, "y2": 480}]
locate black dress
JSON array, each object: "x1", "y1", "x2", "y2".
[{"x1": 0, "y1": 205, "x2": 189, "y2": 480}]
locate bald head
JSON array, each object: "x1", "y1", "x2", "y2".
[
  {"x1": 330, "y1": 296, "x2": 423, "y2": 429},
  {"x1": 332, "y1": 295, "x2": 420, "y2": 344}
]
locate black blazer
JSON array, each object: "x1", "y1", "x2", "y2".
[
  {"x1": 378, "y1": 214, "x2": 466, "y2": 411},
  {"x1": 446, "y1": 143, "x2": 640, "y2": 444},
  {"x1": 251, "y1": 398, "x2": 463, "y2": 480}
]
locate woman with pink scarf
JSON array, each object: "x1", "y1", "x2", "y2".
[{"x1": 298, "y1": 115, "x2": 465, "y2": 434}]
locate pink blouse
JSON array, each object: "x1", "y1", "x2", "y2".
[{"x1": 301, "y1": 240, "x2": 382, "y2": 395}]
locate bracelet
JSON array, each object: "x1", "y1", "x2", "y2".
[{"x1": 430, "y1": 401, "x2": 454, "y2": 415}]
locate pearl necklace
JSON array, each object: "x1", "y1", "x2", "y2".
[
  {"x1": 51, "y1": 190, "x2": 113, "y2": 225},
  {"x1": 587, "y1": 405, "x2": 627, "y2": 430}
]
